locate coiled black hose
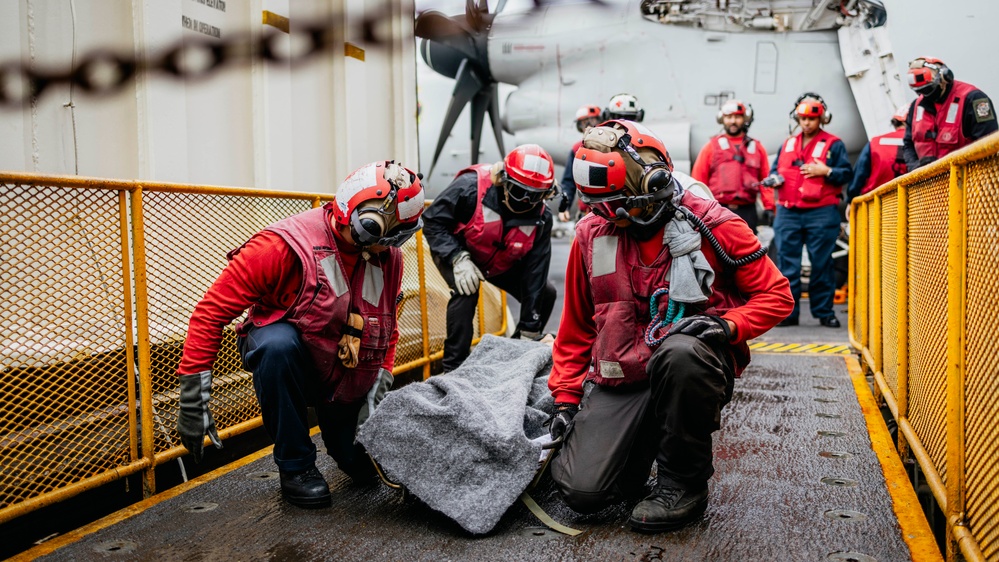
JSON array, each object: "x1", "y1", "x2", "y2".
[{"x1": 678, "y1": 205, "x2": 768, "y2": 268}]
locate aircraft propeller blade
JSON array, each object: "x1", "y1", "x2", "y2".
[
  {"x1": 428, "y1": 59, "x2": 487, "y2": 177},
  {"x1": 418, "y1": 2, "x2": 502, "y2": 177}
]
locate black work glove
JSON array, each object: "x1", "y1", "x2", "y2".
[
  {"x1": 917, "y1": 156, "x2": 936, "y2": 169},
  {"x1": 761, "y1": 209, "x2": 775, "y2": 226},
  {"x1": 177, "y1": 371, "x2": 223, "y2": 463},
  {"x1": 558, "y1": 194, "x2": 570, "y2": 213},
  {"x1": 547, "y1": 403, "x2": 579, "y2": 441},
  {"x1": 666, "y1": 315, "x2": 732, "y2": 345}
]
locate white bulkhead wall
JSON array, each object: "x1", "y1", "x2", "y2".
[{"x1": 0, "y1": 0, "x2": 419, "y2": 193}]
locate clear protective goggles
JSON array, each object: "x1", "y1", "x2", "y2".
[
  {"x1": 504, "y1": 178, "x2": 550, "y2": 205},
  {"x1": 577, "y1": 190, "x2": 633, "y2": 221}
]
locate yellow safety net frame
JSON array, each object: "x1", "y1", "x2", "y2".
[
  {"x1": 0, "y1": 172, "x2": 507, "y2": 524},
  {"x1": 849, "y1": 132, "x2": 999, "y2": 562}
]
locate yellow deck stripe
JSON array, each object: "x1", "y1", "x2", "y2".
[
  {"x1": 13, "y1": 427, "x2": 319, "y2": 560},
  {"x1": 845, "y1": 356, "x2": 943, "y2": 562},
  {"x1": 749, "y1": 342, "x2": 853, "y2": 354}
]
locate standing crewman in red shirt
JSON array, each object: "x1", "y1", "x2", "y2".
[
  {"x1": 423, "y1": 144, "x2": 558, "y2": 372},
  {"x1": 766, "y1": 94, "x2": 853, "y2": 328},
  {"x1": 176, "y1": 161, "x2": 425, "y2": 509},
  {"x1": 691, "y1": 100, "x2": 774, "y2": 232},
  {"x1": 848, "y1": 103, "x2": 910, "y2": 201},
  {"x1": 903, "y1": 57, "x2": 996, "y2": 171},
  {"x1": 547, "y1": 119, "x2": 793, "y2": 532}
]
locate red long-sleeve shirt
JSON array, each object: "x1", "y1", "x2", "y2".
[
  {"x1": 177, "y1": 229, "x2": 399, "y2": 376},
  {"x1": 549, "y1": 218, "x2": 793, "y2": 405},
  {"x1": 691, "y1": 135, "x2": 775, "y2": 210}
]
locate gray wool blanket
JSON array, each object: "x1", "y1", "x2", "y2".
[{"x1": 356, "y1": 334, "x2": 555, "y2": 534}]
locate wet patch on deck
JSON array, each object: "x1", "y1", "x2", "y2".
[{"x1": 37, "y1": 354, "x2": 913, "y2": 561}]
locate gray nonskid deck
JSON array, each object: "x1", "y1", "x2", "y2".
[{"x1": 40, "y1": 354, "x2": 911, "y2": 562}]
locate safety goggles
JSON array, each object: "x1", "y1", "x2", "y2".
[
  {"x1": 351, "y1": 210, "x2": 422, "y2": 248},
  {"x1": 578, "y1": 190, "x2": 632, "y2": 221},
  {"x1": 505, "y1": 179, "x2": 549, "y2": 205}
]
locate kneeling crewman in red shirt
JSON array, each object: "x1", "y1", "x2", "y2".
[{"x1": 548, "y1": 120, "x2": 793, "y2": 532}]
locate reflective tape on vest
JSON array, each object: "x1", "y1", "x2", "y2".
[
  {"x1": 811, "y1": 140, "x2": 827, "y2": 159},
  {"x1": 916, "y1": 106, "x2": 925, "y2": 121},
  {"x1": 717, "y1": 137, "x2": 730, "y2": 150},
  {"x1": 483, "y1": 207, "x2": 502, "y2": 224},
  {"x1": 518, "y1": 225, "x2": 536, "y2": 236},
  {"x1": 321, "y1": 255, "x2": 349, "y2": 297},
  {"x1": 746, "y1": 140, "x2": 757, "y2": 154},
  {"x1": 599, "y1": 360, "x2": 625, "y2": 379},
  {"x1": 592, "y1": 235, "x2": 618, "y2": 277},
  {"x1": 946, "y1": 101, "x2": 960, "y2": 124},
  {"x1": 878, "y1": 136, "x2": 904, "y2": 146},
  {"x1": 784, "y1": 137, "x2": 796, "y2": 152},
  {"x1": 362, "y1": 262, "x2": 385, "y2": 306}
]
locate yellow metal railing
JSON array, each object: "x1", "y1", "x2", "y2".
[
  {"x1": 0, "y1": 172, "x2": 507, "y2": 524},
  {"x1": 850, "y1": 132, "x2": 999, "y2": 562}
]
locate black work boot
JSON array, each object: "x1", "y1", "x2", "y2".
[
  {"x1": 279, "y1": 466, "x2": 332, "y2": 509},
  {"x1": 628, "y1": 473, "x2": 708, "y2": 533}
]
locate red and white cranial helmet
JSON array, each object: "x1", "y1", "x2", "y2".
[{"x1": 332, "y1": 161, "x2": 425, "y2": 247}]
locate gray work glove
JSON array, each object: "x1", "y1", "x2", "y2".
[
  {"x1": 451, "y1": 250, "x2": 485, "y2": 296},
  {"x1": 357, "y1": 367, "x2": 394, "y2": 428},
  {"x1": 547, "y1": 403, "x2": 579, "y2": 441},
  {"x1": 666, "y1": 315, "x2": 732, "y2": 345},
  {"x1": 177, "y1": 370, "x2": 223, "y2": 463}
]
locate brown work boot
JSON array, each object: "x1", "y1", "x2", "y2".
[{"x1": 628, "y1": 474, "x2": 708, "y2": 533}]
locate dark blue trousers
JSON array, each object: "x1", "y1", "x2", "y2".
[
  {"x1": 239, "y1": 322, "x2": 374, "y2": 480},
  {"x1": 773, "y1": 204, "x2": 841, "y2": 321}
]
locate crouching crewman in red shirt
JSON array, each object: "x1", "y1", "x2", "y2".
[
  {"x1": 175, "y1": 161, "x2": 425, "y2": 508},
  {"x1": 547, "y1": 120, "x2": 793, "y2": 532}
]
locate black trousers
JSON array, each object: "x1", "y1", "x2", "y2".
[
  {"x1": 726, "y1": 203, "x2": 758, "y2": 233},
  {"x1": 434, "y1": 256, "x2": 557, "y2": 372},
  {"x1": 239, "y1": 322, "x2": 376, "y2": 480},
  {"x1": 550, "y1": 334, "x2": 735, "y2": 514}
]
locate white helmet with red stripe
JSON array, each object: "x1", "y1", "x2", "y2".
[{"x1": 332, "y1": 160, "x2": 425, "y2": 247}]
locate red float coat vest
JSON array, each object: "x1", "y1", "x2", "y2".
[
  {"x1": 776, "y1": 129, "x2": 842, "y2": 209},
  {"x1": 576, "y1": 192, "x2": 751, "y2": 387},
  {"x1": 912, "y1": 81, "x2": 977, "y2": 160},
  {"x1": 454, "y1": 164, "x2": 542, "y2": 277},
  {"x1": 707, "y1": 134, "x2": 765, "y2": 205},
  {"x1": 863, "y1": 128, "x2": 906, "y2": 195},
  {"x1": 234, "y1": 206, "x2": 401, "y2": 404}
]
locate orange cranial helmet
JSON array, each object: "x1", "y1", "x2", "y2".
[
  {"x1": 574, "y1": 104, "x2": 602, "y2": 132},
  {"x1": 572, "y1": 119, "x2": 675, "y2": 225},
  {"x1": 332, "y1": 160, "x2": 425, "y2": 247}
]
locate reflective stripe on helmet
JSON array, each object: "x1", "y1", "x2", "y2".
[
  {"x1": 521, "y1": 153, "x2": 552, "y2": 177},
  {"x1": 573, "y1": 158, "x2": 610, "y2": 190}
]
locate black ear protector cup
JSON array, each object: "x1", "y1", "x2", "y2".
[
  {"x1": 790, "y1": 92, "x2": 832, "y2": 125},
  {"x1": 640, "y1": 164, "x2": 673, "y2": 195}
]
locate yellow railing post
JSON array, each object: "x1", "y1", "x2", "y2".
[
  {"x1": 870, "y1": 195, "x2": 883, "y2": 378},
  {"x1": 945, "y1": 162, "x2": 967, "y2": 562},
  {"x1": 119, "y1": 191, "x2": 139, "y2": 462},
  {"x1": 848, "y1": 201, "x2": 857, "y2": 343},
  {"x1": 416, "y1": 230, "x2": 432, "y2": 380},
  {"x1": 895, "y1": 183, "x2": 909, "y2": 460},
  {"x1": 130, "y1": 186, "x2": 157, "y2": 498}
]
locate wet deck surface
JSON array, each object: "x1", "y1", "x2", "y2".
[{"x1": 37, "y1": 351, "x2": 914, "y2": 562}]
